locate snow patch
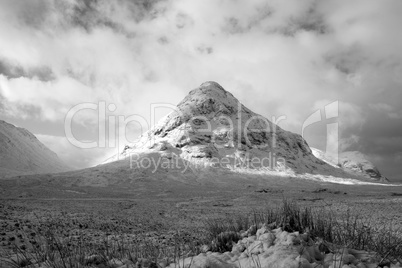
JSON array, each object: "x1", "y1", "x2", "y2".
[{"x1": 168, "y1": 225, "x2": 402, "y2": 268}]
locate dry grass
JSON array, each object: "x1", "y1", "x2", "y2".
[
  {"x1": 205, "y1": 199, "x2": 402, "y2": 262},
  {"x1": 0, "y1": 211, "x2": 202, "y2": 268},
  {"x1": 1, "y1": 199, "x2": 402, "y2": 267}
]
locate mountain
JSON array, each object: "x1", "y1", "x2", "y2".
[
  {"x1": 104, "y1": 81, "x2": 348, "y2": 178},
  {"x1": 311, "y1": 148, "x2": 388, "y2": 182},
  {"x1": 339, "y1": 151, "x2": 388, "y2": 182},
  {"x1": 0, "y1": 120, "x2": 70, "y2": 178},
  {"x1": 0, "y1": 82, "x2": 391, "y2": 200}
]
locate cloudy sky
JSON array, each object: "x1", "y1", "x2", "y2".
[{"x1": 0, "y1": 0, "x2": 401, "y2": 181}]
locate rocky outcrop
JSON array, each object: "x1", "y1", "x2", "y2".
[{"x1": 0, "y1": 120, "x2": 70, "y2": 178}]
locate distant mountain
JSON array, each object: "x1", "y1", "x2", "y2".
[
  {"x1": 311, "y1": 148, "x2": 388, "y2": 182},
  {"x1": 0, "y1": 120, "x2": 70, "y2": 178},
  {"x1": 104, "y1": 81, "x2": 348, "y2": 178}
]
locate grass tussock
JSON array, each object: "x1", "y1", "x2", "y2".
[
  {"x1": 205, "y1": 199, "x2": 402, "y2": 262},
  {"x1": 1, "y1": 199, "x2": 402, "y2": 267},
  {"x1": 0, "y1": 220, "x2": 201, "y2": 268}
]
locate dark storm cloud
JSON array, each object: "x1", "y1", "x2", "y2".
[
  {"x1": 67, "y1": 0, "x2": 127, "y2": 34},
  {"x1": 223, "y1": 17, "x2": 244, "y2": 34},
  {"x1": 157, "y1": 36, "x2": 169, "y2": 44},
  {"x1": 68, "y1": 0, "x2": 164, "y2": 32},
  {"x1": 175, "y1": 13, "x2": 193, "y2": 29},
  {"x1": 70, "y1": 0, "x2": 119, "y2": 31},
  {"x1": 196, "y1": 45, "x2": 213, "y2": 55},
  {"x1": 0, "y1": 60, "x2": 55, "y2": 81},
  {"x1": 280, "y1": 3, "x2": 328, "y2": 36},
  {"x1": 361, "y1": 113, "x2": 402, "y2": 154},
  {"x1": 11, "y1": 0, "x2": 52, "y2": 29},
  {"x1": 0, "y1": 61, "x2": 23, "y2": 78},
  {"x1": 221, "y1": 5, "x2": 273, "y2": 35},
  {"x1": 4, "y1": 0, "x2": 164, "y2": 37}
]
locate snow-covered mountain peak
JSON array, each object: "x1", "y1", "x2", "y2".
[
  {"x1": 176, "y1": 81, "x2": 247, "y2": 120},
  {"x1": 104, "y1": 82, "x2": 348, "y2": 176},
  {"x1": 101, "y1": 82, "x2": 394, "y2": 184}
]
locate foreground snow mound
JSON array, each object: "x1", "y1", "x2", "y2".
[
  {"x1": 168, "y1": 225, "x2": 401, "y2": 268},
  {"x1": 0, "y1": 120, "x2": 70, "y2": 178}
]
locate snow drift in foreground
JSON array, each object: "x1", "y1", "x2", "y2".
[{"x1": 168, "y1": 225, "x2": 402, "y2": 268}]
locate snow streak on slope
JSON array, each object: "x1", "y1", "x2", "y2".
[{"x1": 228, "y1": 166, "x2": 398, "y2": 186}]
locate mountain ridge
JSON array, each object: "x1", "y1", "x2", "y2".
[{"x1": 0, "y1": 119, "x2": 70, "y2": 178}]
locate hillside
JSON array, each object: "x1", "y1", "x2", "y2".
[{"x1": 0, "y1": 120, "x2": 70, "y2": 178}]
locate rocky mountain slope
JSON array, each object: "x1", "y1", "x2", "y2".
[
  {"x1": 311, "y1": 148, "x2": 388, "y2": 182},
  {"x1": 104, "y1": 81, "x2": 350, "y2": 178},
  {"x1": 0, "y1": 120, "x2": 70, "y2": 178}
]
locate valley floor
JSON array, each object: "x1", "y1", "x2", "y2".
[{"x1": 1, "y1": 172, "x2": 402, "y2": 267}]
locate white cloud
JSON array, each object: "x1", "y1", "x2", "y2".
[
  {"x1": 36, "y1": 134, "x2": 116, "y2": 169},
  {"x1": 0, "y1": 0, "x2": 401, "y2": 180},
  {"x1": 339, "y1": 135, "x2": 361, "y2": 152}
]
